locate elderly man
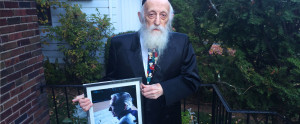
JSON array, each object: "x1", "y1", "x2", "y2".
[
  {"x1": 73, "y1": 0, "x2": 201, "y2": 123},
  {"x1": 109, "y1": 92, "x2": 137, "y2": 124}
]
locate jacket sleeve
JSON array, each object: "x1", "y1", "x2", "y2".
[
  {"x1": 160, "y1": 36, "x2": 201, "y2": 106},
  {"x1": 102, "y1": 38, "x2": 117, "y2": 81}
]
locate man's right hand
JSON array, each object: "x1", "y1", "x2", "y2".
[{"x1": 72, "y1": 94, "x2": 93, "y2": 112}]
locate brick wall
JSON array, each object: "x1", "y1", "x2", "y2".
[{"x1": 0, "y1": 0, "x2": 49, "y2": 124}]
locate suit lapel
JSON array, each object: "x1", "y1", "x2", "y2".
[{"x1": 127, "y1": 33, "x2": 147, "y2": 83}]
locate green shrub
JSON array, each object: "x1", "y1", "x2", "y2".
[{"x1": 45, "y1": 3, "x2": 112, "y2": 84}]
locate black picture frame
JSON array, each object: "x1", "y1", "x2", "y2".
[{"x1": 84, "y1": 78, "x2": 143, "y2": 124}]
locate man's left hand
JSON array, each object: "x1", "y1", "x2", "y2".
[{"x1": 141, "y1": 83, "x2": 163, "y2": 99}]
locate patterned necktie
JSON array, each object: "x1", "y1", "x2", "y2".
[{"x1": 147, "y1": 48, "x2": 158, "y2": 84}]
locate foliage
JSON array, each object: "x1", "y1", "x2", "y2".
[
  {"x1": 47, "y1": 88, "x2": 87, "y2": 124},
  {"x1": 44, "y1": 58, "x2": 66, "y2": 85},
  {"x1": 171, "y1": 0, "x2": 300, "y2": 120},
  {"x1": 44, "y1": 3, "x2": 112, "y2": 84},
  {"x1": 181, "y1": 108, "x2": 198, "y2": 124}
]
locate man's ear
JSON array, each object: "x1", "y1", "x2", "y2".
[
  {"x1": 138, "y1": 12, "x2": 142, "y2": 23},
  {"x1": 124, "y1": 104, "x2": 128, "y2": 110}
]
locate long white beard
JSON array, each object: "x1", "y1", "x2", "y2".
[{"x1": 139, "y1": 24, "x2": 169, "y2": 55}]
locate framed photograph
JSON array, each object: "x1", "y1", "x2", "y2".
[{"x1": 84, "y1": 78, "x2": 143, "y2": 124}]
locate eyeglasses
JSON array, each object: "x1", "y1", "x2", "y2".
[{"x1": 146, "y1": 11, "x2": 168, "y2": 20}]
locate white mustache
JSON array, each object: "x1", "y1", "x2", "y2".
[{"x1": 150, "y1": 25, "x2": 163, "y2": 31}]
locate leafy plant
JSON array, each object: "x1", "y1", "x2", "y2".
[
  {"x1": 171, "y1": 0, "x2": 300, "y2": 121},
  {"x1": 45, "y1": 3, "x2": 112, "y2": 84},
  {"x1": 44, "y1": 58, "x2": 66, "y2": 85}
]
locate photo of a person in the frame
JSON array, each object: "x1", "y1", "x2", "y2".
[
  {"x1": 109, "y1": 92, "x2": 138, "y2": 124},
  {"x1": 92, "y1": 92, "x2": 138, "y2": 124}
]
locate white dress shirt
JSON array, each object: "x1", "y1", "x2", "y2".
[{"x1": 140, "y1": 36, "x2": 148, "y2": 77}]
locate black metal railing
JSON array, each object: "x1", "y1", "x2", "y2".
[
  {"x1": 41, "y1": 84, "x2": 293, "y2": 124},
  {"x1": 183, "y1": 84, "x2": 293, "y2": 124}
]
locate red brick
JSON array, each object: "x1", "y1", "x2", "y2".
[
  {"x1": 31, "y1": 2, "x2": 36, "y2": 8},
  {"x1": 27, "y1": 104, "x2": 38, "y2": 116},
  {"x1": 3, "y1": 96, "x2": 18, "y2": 110},
  {"x1": 33, "y1": 106, "x2": 44, "y2": 118},
  {"x1": 37, "y1": 55, "x2": 43, "y2": 61},
  {"x1": 29, "y1": 36, "x2": 39, "y2": 44},
  {"x1": 10, "y1": 85, "x2": 24, "y2": 97},
  {"x1": 12, "y1": 47, "x2": 25, "y2": 58},
  {"x1": 33, "y1": 62, "x2": 43, "y2": 70},
  {"x1": 4, "y1": 2, "x2": 19, "y2": 8},
  {"x1": 4, "y1": 57, "x2": 20, "y2": 67},
  {"x1": 0, "y1": 66, "x2": 14, "y2": 78},
  {"x1": 32, "y1": 16, "x2": 38, "y2": 22},
  {"x1": 12, "y1": 100, "x2": 25, "y2": 112},
  {"x1": 17, "y1": 38, "x2": 30, "y2": 46},
  {"x1": 0, "y1": 25, "x2": 15, "y2": 35},
  {"x1": 27, "y1": 23, "x2": 38, "y2": 29},
  {"x1": 0, "y1": 93, "x2": 10, "y2": 104},
  {"x1": 1, "y1": 35, "x2": 8, "y2": 43},
  {"x1": 14, "y1": 61, "x2": 28, "y2": 73},
  {"x1": 0, "y1": 10, "x2": 13, "y2": 17},
  {"x1": 21, "y1": 66, "x2": 33, "y2": 76},
  {"x1": 19, "y1": 2, "x2": 31, "y2": 8},
  {"x1": 21, "y1": 16, "x2": 32, "y2": 23},
  {"x1": 27, "y1": 56, "x2": 37, "y2": 65},
  {"x1": 0, "y1": 80, "x2": 15, "y2": 94},
  {"x1": 2, "y1": 48, "x2": 25, "y2": 60},
  {"x1": 8, "y1": 32, "x2": 22, "y2": 41},
  {"x1": 19, "y1": 52, "x2": 32, "y2": 61},
  {"x1": 28, "y1": 69, "x2": 39, "y2": 80},
  {"x1": 15, "y1": 75, "x2": 28, "y2": 86},
  {"x1": 0, "y1": 108, "x2": 12, "y2": 121},
  {"x1": 18, "y1": 89, "x2": 31, "y2": 101},
  {"x1": 1, "y1": 62, "x2": 5, "y2": 70},
  {"x1": 26, "y1": 9, "x2": 36, "y2": 15},
  {"x1": 25, "y1": 92, "x2": 36, "y2": 103},
  {"x1": 0, "y1": 1, "x2": 4, "y2": 8},
  {"x1": 2, "y1": 42, "x2": 17, "y2": 52},
  {"x1": 31, "y1": 49, "x2": 42, "y2": 57},
  {"x1": 35, "y1": 29, "x2": 40, "y2": 35},
  {"x1": 23, "y1": 115, "x2": 33, "y2": 124},
  {"x1": 0, "y1": 104, "x2": 3, "y2": 113},
  {"x1": 20, "y1": 103, "x2": 32, "y2": 114},
  {"x1": 7, "y1": 17, "x2": 20, "y2": 25},
  {"x1": 39, "y1": 113, "x2": 50, "y2": 124},
  {"x1": 15, "y1": 24, "x2": 28, "y2": 32},
  {"x1": 5, "y1": 111, "x2": 19, "y2": 124},
  {"x1": 5, "y1": 71, "x2": 21, "y2": 83},
  {"x1": 0, "y1": 18, "x2": 7, "y2": 26},
  {"x1": 22, "y1": 30, "x2": 35, "y2": 37},
  {"x1": 25, "y1": 43, "x2": 38, "y2": 52},
  {"x1": 31, "y1": 97, "x2": 38, "y2": 106}
]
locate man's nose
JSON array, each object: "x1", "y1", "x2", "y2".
[{"x1": 154, "y1": 14, "x2": 160, "y2": 26}]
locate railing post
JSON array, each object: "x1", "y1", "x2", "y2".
[
  {"x1": 197, "y1": 95, "x2": 200, "y2": 123},
  {"x1": 212, "y1": 88, "x2": 216, "y2": 124},
  {"x1": 265, "y1": 114, "x2": 269, "y2": 124},
  {"x1": 52, "y1": 88, "x2": 59, "y2": 124},
  {"x1": 64, "y1": 87, "x2": 71, "y2": 118},
  {"x1": 228, "y1": 112, "x2": 232, "y2": 124},
  {"x1": 183, "y1": 98, "x2": 186, "y2": 112},
  {"x1": 247, "y1": 114, "x2": 250, "y2": 124}
]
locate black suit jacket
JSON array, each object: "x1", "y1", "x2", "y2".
[{"x1": 104, "y1": 32, "x2": 201, "y2": 124}]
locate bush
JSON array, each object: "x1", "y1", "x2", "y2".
[{"x1": 45, "y1": 3, "x2": 112, "y2": 84}]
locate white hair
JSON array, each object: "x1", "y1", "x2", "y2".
[
  {"x1": 138, "y1": 1, "x2": 174, "y2": 54},
  {"x1": 139, "y1": 2, "x2": 174, "y2": 32},
  {"x1": 111, "y1": 92, "x2": 133, "y2": 110}
]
